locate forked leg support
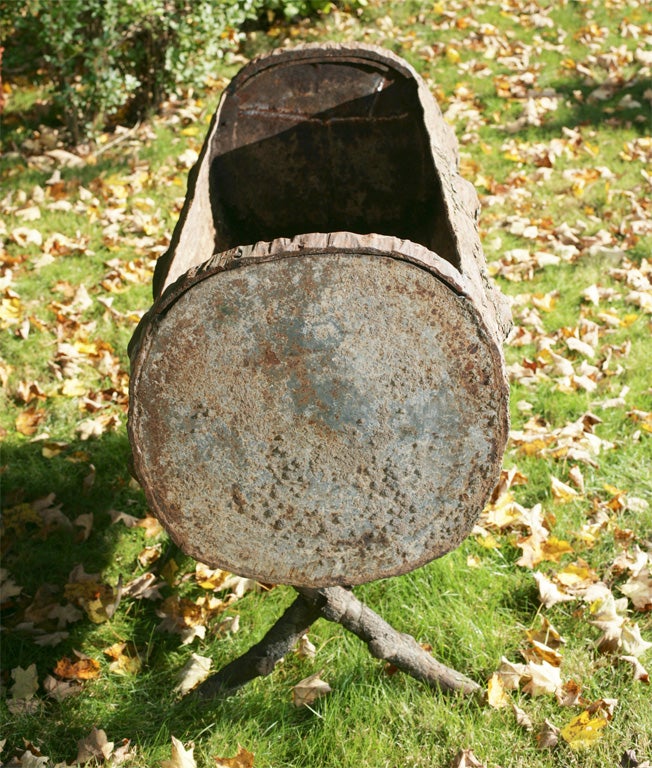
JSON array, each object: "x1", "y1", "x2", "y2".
[{"x1": 195, "y1": 586, "x2": 481, "y2": 699}]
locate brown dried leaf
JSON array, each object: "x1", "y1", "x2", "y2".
[
  {"x1": 213, "y1": 745, "x2": 255, "y2": 768},
  {"x1": 511, "y1": 702, "x2": 533, "y2": 731},
  {"x1": 619, "y1": 655, "x2": 650, "y2": 683},
  {"x1": 536, "y1": 719, "x2": 560, "y2": 750},
  {"x1": 15, "y1": 405, "x2": 46, "y2": 435},
  {"x1": 10, "y1": 663, "x2": 38, "y2": 700},
  {"x1": 526, "y1": 616, "x2": 565, "y2": 649},
  {"x1": 43, "y1": 674, "x2": 83, "y2": 701},
  {"x1": 556, "y1": 679, "x2": 584, "y2": 707},
  {"x1": 450, "y1": 749, "x2": 488, "y2": 768},
  {"x1": 123, "y1": 572, "x2": 164, "y2": 600},
  {"x1": 292, "y1": 671, "x2": 332, "y2": 707},
  {"x1": 54, "y1": 655, "x2": 101, "y2": 680},
  {"x1": 620, "y1": 569, "x2": 652, "y2": 612},
  {"x1": 297, "y1": 634, "x2": 317, "y2": 659},
  {"x1": 76, "y1": 727, "x2": 114, "y2": 765}
]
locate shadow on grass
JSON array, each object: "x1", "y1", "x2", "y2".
[
  {"x1": 1, "y1": 431, "x2": 345, "y2": 759},
  {"x1": 2, "y1": 430, "x2": 500, "y2": 761}
]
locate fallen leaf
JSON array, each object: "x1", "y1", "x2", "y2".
[
  {"x1": 560, "y1": 709, "x2": 609, "y2": 750},
  {"x1": 556, "y1": 679, "x2": 584, "y2": 707},
  {"x1": 123, "y1": 572, "x2": 164, "y2": 600},
  {"x1": 487, "y1": 672, "x2": 510, "y2": 708},
  {"x1": 297, "y1": 634, "x2": 317, "y2": 659},
  {"x1": 495, "y1": 657, "x2": 528, "y2": 691},
  {"x1": 526, "y1": 616, "x2": 565, "y2": 649},
  {"x1": 161, "y1": 736, "x2": 196, "y2": 768},
  {"x1": 450, "y1": 748, "x2": 490, "y2": 767},
  {"x1": 533, "y1": 572, "x2": 575, "y2": 608},
  {"x1": 15, "y1": 405, "x2": 46, "y2": 435},
  {"x1": 511, "y1": 702, "x2": 533, "y2": 731},
  {"x1": 619, "y1": 655, "x2": 650, "y2": 683},
  {"x1": 621, "y1": 623, "x2": 652, "y2": 657},
  {"x1": 10, "y1": 663, "x2": 39, "y2": 700},
  {"x1": 195, "y1": 563, "x2": 231, "y2": 590},
  {"x1": 521, "y1": 640, "x2": 563, "y2": 667},
  {"x1": 292, "y1": 671, "x2": 332, "y2": 707},
  {"x1": 213, "y1": 745, "x2": 255, "y2": 768},
  {"x1": 43, "y1": 674, "x2": 83, "y2": 701},
  {"x1": 175, "y1": 653, "x2": 213, "y2": 697},
  {"x1": 620, "y1": 569, "x2": 652, "y2": 612},
  {"x1": 536, "y1": 719, "x2": 560, "y2": 749},
  {"x1": 76, "y1": 727, "x2": 114, "y2": 765},
  {"x1": 104, "y1": 642, "x2": 142, "y2": 676},
  {"x1": 138, "y1": 514, "x2": 164, "y2": 538},
  {"x1": 0, "y1": 569, "x2": 22, "y2": 602},
  {"x1": 521, "y1": 660, "x2": 562, "y2": 697},
  {"x1": 54, "y1": 655, "x2": 101, "y2": 680},
  {"x1": 551, "y1": 475, "x2": 580, "y2": 503}
]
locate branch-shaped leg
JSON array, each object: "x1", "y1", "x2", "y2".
[
  {"x1": 195, "y1": 585, "x2": 481, "y2": 699},
  {"x1": 299, "y1": 586, "x2": 481, "y2": 696},
  {"x1": 195, "y1": 592, "x2": 322, "y2": 699}
]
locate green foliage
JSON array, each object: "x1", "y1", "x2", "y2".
[{"x1": 2, "y1": 0, "x2": 361, "y2": 142}]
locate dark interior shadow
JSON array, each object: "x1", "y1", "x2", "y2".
[{"x1": 153, "y1": 57, "x2": 461, "y2": 297}]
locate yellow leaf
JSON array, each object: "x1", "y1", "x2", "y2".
[
  {"x1": 445, "y1": 46, "x2": 461, "y2": 64},
  {"x1": 556, "y1": 560, "x2": 599, "y2": 589},
  {"x1": 603, "y1": 483, "x2": 626, "y2": 496},
  {"x1": 0, "y1": 297, "x2": 23, "y2": 327},
  {"x1": 541, "y1": 537, "x2": 574, "y2": 563},
  {"x1": 487, "y1": 672, "x2": 510, "y2": 709},
  {"x1": 476, "y1": 532, "x2": 501, "y2": 549},
  {"x1": 521, "y1": 640, "x2": 563, "y2": 667},
  {"x1": 621, "y1": 313, "x2": 639, "y2": 327},
  {"x1": 560, "y1": 710, "x2": 609, "y2": 750},
  {"x1": 531, "y1": 292, "x2": 558, "y2": 312},
  {"x1": 551, "y1": 476, "x2": 579, "y2": 503},
  {"x1": 195, "y1": 563, "x2": 230, "y2": 590},
  {"x1": 61, "y1": 379, "x2": 88, "y2": 397}
]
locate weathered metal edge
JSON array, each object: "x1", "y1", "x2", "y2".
[{"x1": 129, "y1": 231, "x2": 472, "y2": 361}]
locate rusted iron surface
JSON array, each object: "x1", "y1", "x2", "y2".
[
  {"x1": 130, "y1": 233, "x2": 509, "y2": 587},
  {"x1": 128, "y1": 44, "x2": 511, "y2": 587}
]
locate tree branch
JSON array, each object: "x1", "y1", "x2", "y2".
[
  {"x1": 195, "y1": 592, "x2": 322, "y2": 699},
  {"x1": 195, "y1": 585, "x2": 481, "y2": 700}
]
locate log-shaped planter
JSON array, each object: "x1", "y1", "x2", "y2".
[{"x1": 128, "y1": 44, "x2": 511, "y2": 588}]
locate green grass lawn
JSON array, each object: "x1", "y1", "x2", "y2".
[{"x1": 1, "y1": 1, "x2": 651, "y2": 766}]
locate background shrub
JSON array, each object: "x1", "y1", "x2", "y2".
[{"x1": 2, "y1": 0, "x2": 364, "y2": 143}]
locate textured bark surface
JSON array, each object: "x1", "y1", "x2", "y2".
[
  {"x1": 195, "y1": 586, "x2": 481, "y2": 699},
  {"x1": 195, "y1": 593, "x2": 322, "y2": 698}
]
